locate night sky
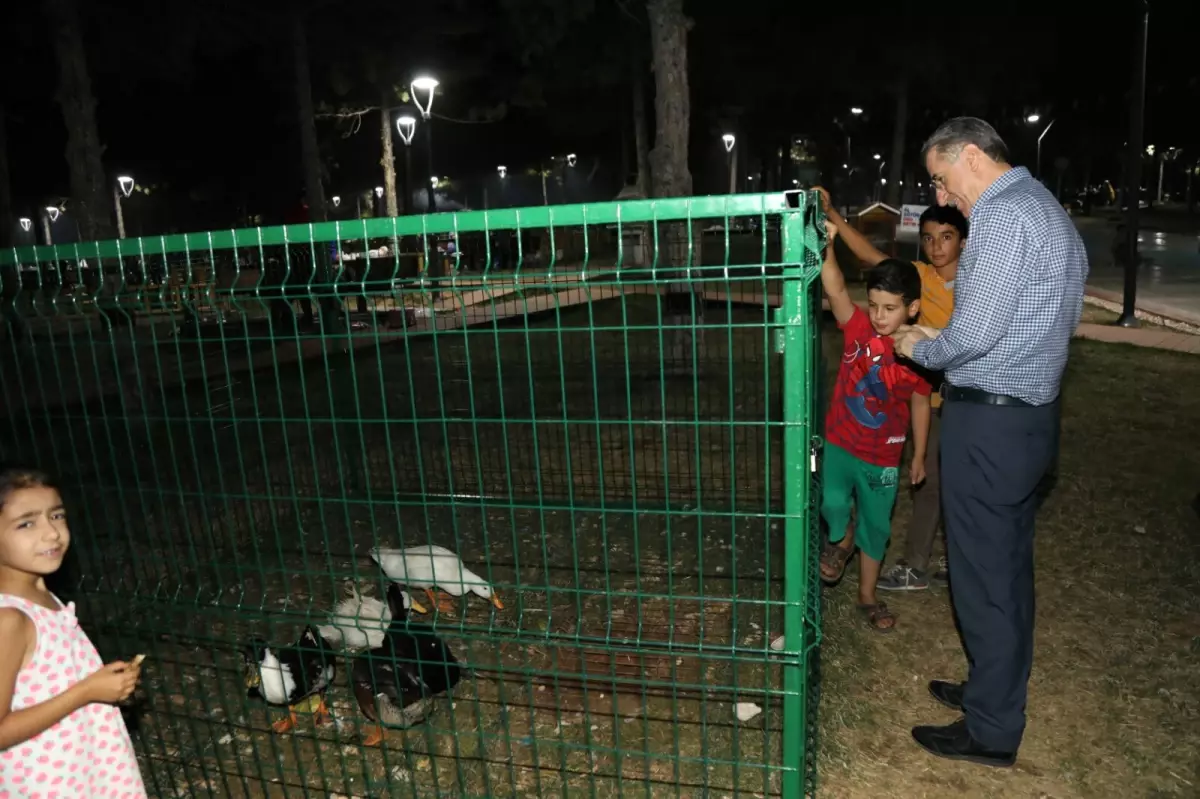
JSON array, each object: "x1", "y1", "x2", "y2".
[{"x1": 3, "y1": 1, "x2": 1197, "y2": 232}]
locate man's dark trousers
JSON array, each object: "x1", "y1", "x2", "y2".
[{"x1": 940, "y1": 394, "x2": 1059, "y2": 752}]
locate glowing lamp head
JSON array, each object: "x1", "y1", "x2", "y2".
[
  {"x1": 410, "y1": 76, "x2": 439, "y2": 118},
  {"x1": 46, "y1": 207, "x2": 60, "y2": 222},
  {"x1": 117, "y1": 176, "x2": 135, "y2": 197},
  {"x1": 375, "y1": 186, "x2": 384, "y2": 198},
  {"x1": 332, "y1": 196, "x2": 341, "y2": 207},
  {"x1": 497, "y1": 165, "x2": 507, "y2": 178},
  {"x1": 396, "y1": 114, "x2": 417, "y2": 145},
  {"x1": 722, "y1": 133, "x2": 735, "y2": 153},
  {"x1": 566, "y1": 153, "x2": 577, "y2": 167},
  {"x1": 19, "y1": 218, "x2": 32, "y2": 232}
]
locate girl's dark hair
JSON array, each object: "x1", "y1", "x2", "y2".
[{"x1": 0, "y1": 465, "x2": 56, "y2": 509}]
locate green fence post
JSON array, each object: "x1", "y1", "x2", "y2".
[{"x1": 780, "y1": 196, "x2": 819, "y2": 799}]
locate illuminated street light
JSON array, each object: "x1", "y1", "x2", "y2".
[
  {"x1": 332, "y1": 195, "x2": 341, "y2": 207},
  {"x1": 1027, "y1": 116, "x2": 1056, "y2": 177},
  {"x1": 566, "y1": 153, "x2": 577, "y2": 167},
  {"x1": 410, "y1": 75, "x2": 440, "y2": 214},
  {"x1": 497, "y1": 165, "x2": 507, "y2": 178},
  {"x1": 46, "y1": 206, "x2": 60, "y2": 223},
  {"x1": 850, "y1": 107, "x2": 864, "y2": 115},
  {"x1": 114, "y1": 175, "x2": 135, "y2": 238},
  {"x1": 375, "y1": 186, "x2": 384, "y2": 198},
  {"x1": 722, "y1": 133, "x2": 735, "y2": 153},
  {"x1": 396, "y1": 114, "x2": 417, "y2": 145},
  {"x1": 872, "y1": 153, "x2": 881, "y2": 160},
  {"x1": 19, "y1": 218, "x2": 31, "y2": 232},
  {"x1": 410, "y1": 76, "x2": 439, "y2": 120}
]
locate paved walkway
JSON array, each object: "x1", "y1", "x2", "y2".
[{"x1": 1073, "y1": 322, "x2": 1200, "y2": 354}]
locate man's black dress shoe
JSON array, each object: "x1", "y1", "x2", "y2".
[
  {"x1": 911, "y1": 718, "x2": 1016, "y2": 768},
  {"x1": 929, "y1": 680, "x2": 964, "y2": 711}
]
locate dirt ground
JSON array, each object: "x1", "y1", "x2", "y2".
[{"x1": 7, "y1": 288, "x2": 1195, "y2": 797}]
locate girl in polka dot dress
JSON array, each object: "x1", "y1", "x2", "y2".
[{"x1": 0, "y1": 466, "x2": 146, "y2": 798}]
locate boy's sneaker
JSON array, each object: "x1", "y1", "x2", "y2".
[
  {"x1": 877, "y1": 561, "x2": 930, "y2": 591},
  {"x1": 931, "y1": 556, "x2": 949, "y2": 587}
]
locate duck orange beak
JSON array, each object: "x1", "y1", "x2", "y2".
[
  {"x1": 491, "y1": 594, "x2": 505, "y2": 610},
  {"x1": 409, "y1": 598, "x2": 429, "y2": 614}
]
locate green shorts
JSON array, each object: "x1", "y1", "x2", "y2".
[{"x1": 821, "y1": 442, "x2": 899, "y2": 562}]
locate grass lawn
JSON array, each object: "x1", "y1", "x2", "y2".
[{"x1": 816, "y1": 336, "x2": 1200, "y2": 798}]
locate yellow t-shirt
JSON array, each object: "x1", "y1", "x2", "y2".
[{"x1": 913, "y1": 261, "x2": 955, "y2": 408}]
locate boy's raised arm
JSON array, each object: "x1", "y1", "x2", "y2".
[
  {"x1": 815, "y1": 186, "x2": 888, "y2": 268},
  {"x1": 822, "y1": 221, "x2": 856, "y2": 325}
]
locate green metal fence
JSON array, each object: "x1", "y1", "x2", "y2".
[{"x1": 0, "y1": 191, "x2": 825, "y2": 797}]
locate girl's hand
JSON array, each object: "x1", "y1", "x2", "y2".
[{"x1": 80, "y1": 661, "x2": 140, "y2": 705}]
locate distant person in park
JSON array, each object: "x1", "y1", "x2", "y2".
[
  {"x1": 892, "y1": 117, "x2": 1088, "y2": 767},
  {"x1": 815, "y1": 187, "x2": 968, "y2": 591},
  {"x1": 818, "y1": 220, "x2": 931, "y2": 632},
  {"x1": 0, "y1": 465, "x2": 147, "y2": 795}
]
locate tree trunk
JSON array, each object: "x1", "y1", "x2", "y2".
[
  {"x1": 646, "y1": 0, "x2": 692, "y2": 200},
  {"x1": 0, "y1": 109, "x2": 12, "y2": 248},
  {"x1": 292, "y1": 16, "x2": 326, "y2": 223},
  {"x1": 632, "y1": 64, "x2": 651, "y2": 196},
  {"x1": 44, "y1": 0, "x2": 114, "y2": 242},
  {"x1": 291, "y1": 14, "x2": 340, "y2": 332},
  {"x1": 886, "y1": 78, "x2": 907, "y2": 208},
  {"x1": 380, "y1": 100, "x2": 398, "y2": 218},
  {"x1": 619, "y1": 108, "x2": 631, "y2": 186},
  {"x1": 647, "y1": 0, "x2": 699, "y2": 372}
]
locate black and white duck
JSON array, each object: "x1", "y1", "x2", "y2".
[
  {"x1": 351, "y1": 590, "x2": 465, "y2": 746},
  {"x1": 242, "y1": 625, "x2": 336, "y2": 733}
]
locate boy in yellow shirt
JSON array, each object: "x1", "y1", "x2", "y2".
[{"x1": 815, "y1": 187, "x2": 967, "y2": 590}]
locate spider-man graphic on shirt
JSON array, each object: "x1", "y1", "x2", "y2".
[{"x1": 825, "y1": 306, "x2": 930, "y2": 468}]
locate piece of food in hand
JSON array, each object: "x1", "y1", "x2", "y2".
[{"x1": 131, "y1": 654, "x2": 146, "y2": 668}]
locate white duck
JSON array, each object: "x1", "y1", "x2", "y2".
[
  {"x1": 317, "y1": 583, "x2": 427, "y2": 650},
  {"x1": 370, "y1": 544, "x2": 504, "y2": 613}
]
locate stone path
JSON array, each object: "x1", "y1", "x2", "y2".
[{"x1": 1073, "y1": 322, "x2": 1200, "y2": 354}]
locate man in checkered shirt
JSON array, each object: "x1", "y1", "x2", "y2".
[{"x1": 892, "y1": 117, "x2": 1088, "y2": 767}]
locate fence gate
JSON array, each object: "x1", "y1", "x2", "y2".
[{"x1": 0, "y1": 191, "x2": 825, "y2": 797}]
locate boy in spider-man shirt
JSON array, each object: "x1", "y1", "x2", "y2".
[{"x1": 818, "y1": 220, "x2": 931, "y2": 632}]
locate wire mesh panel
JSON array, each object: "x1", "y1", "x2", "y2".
[{"x1": 0, "y1": 192, "x2": 824, "y2": 798}]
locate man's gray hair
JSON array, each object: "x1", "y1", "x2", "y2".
[{"x1": 920, "y1": 117, "x2": 1010, "y2": 164}]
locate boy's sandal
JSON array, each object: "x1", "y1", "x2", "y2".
[
  {"x1": 819, "y1": 543, "x2": 852, "y2": 584},
  {"x1": 857, "y1": 602, "x2": 897, "y2": 633}
]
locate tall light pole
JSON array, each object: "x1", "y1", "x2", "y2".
[
  {"x1": 43, "y1": 206, "x2": 59, "y2": 246},
  {"x1": 722, "y1": 133, "x2": 736, "y2": 194},
  {"x1": 1117, "y1": 1, "x2": 1149, "y2": 328},
  {"x1": 396, "y1": 114, "x2": 417, "y2": 215},
  {"x1": 1026, "y1": 115, "x2": 1056, "y2": 179},
  {"x1": 114, "y1": 175, "x2": 134, "y2": 239},
  {"x1": 411, "y1": 75, "x2": 439, "y2": 214}
]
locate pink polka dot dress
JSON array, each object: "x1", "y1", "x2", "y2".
[{"x1": 0, "y1": 594, "x2": 147, "y2": 799}]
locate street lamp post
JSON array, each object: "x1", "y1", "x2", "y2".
[
  {"x1": 1026, "y1": 115, "x2": 1055, "y2": 179},
  {"x1": 1117, "y1": 1, "x2": 1149, "y2": 328},
  {"x1": 396, "y1": 114, "x2": 417, "y2": 215},
  {"x1": 411, "y1": 76, "x2": 439, "y2": 214},
  {"x1": 114, "y1": 175, "x2": 134, "y2": 239},
  {"x1": 722, "y1": 133, "x2": 736, "y2": 194},
  {"x1": 42, "y1": 207, "x2": 59, "y2": 246}
]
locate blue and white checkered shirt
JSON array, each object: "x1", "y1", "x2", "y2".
[{"x1": 911, "y1": 166, "x2": 1088, "y2": 406}]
